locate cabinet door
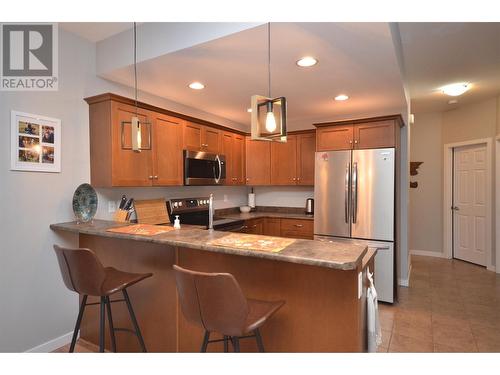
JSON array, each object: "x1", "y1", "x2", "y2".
[
  {"x1": 354, "y1": 120, "x2": 395, "y2": 149},
  {"x1": 202, "y1": 127, "x2": 220, "y2": 153},
  {"x1": 152, "y1": 112, "x2": 184, "y2": 186},
  {"x1": 245, "y1": 137, "x2": 271, "y2": 185},
  {"x1": 111, "y1": 102, "x2": 153, "y2": 186},
  {"x1": 232, "y1": 134, "x2": 246, "y2": 185},
  {"x1": 183, "y1": 122, "x2": 203, "y2": 151},
  {"x1": 241, "y1": 219, "x2": 263, "y2": 234},
  {"x1": 221, "y1": 132, "x2": 234, "y2": 184},
  {"x1": 271, "y1": 135, "x2": 297, "y2": 185},
  {"x1": 263, "y1": 218, "x2": 281, "y2": 236},
  {"x1": 296, "y1": 132, "x2": 315, "y2": 185},
  {"x1": 316, "y1": 125, "x2": 353, "y2": 151}
]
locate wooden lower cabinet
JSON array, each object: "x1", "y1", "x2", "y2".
[{"x1": 240, "y1": 217, "x2": 313, "y2": 240}]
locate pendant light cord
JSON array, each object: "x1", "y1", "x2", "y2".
[
  {"x1": 268, "y1": 22, "x2": 271, "y2": 99},
  {"x1": 133, "y1": 22, "x2": 138, "y2": 116}
]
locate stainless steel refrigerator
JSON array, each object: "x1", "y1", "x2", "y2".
[{"x1": 314, "y1": 148, "x2": 395, "y2": 302}]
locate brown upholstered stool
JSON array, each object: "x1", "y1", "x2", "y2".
[
  {"x1": 173, "y1": 265, "x2": 284, "y2": 352},
  {"x1": 53, "y1": 245, "x2": 152, "y2": 353}
]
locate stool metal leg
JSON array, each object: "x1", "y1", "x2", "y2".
[
  {"x1": 99, "y1": 296, "x2": 106, "y2": 353},
  {"x1": 254, "y1": 329, "x2": 265, "y2": 352},
  {"x1": 122, "y1": 289, "x2": 147, "y2": 352},
  {"x1": 69, "y1": 295, "x2": 88, "y2": 353},
  {"x1": 105, "y1": 296, "x2": 117, "y2": 352},
  {"x1": 223, "y1": 335, "x2": 229, "y2": 352},
  {"x1": 200, "y1": 330, "x2": 210, "y2": 352},
  {"x1": 231, "y1": 336, "x2": 240, "y2": 352}
]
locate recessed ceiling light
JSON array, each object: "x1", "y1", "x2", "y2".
[
  {"x1": 334, "y1": 94, "x2": 349, "y2": 101},
  {"x1": 296, "y1": 56, "x2": 318, "y2": 67},
  {"x1": 247, "y1": 108, "x2": 252, "y2": 113},
  {"x1": 441, "y1": 82, "x2": 470, "y2": 96},
  {"x1": 448, "y1": 99, "x2": 458, "y2": 105},
  {"x1": 188, "y1": 82, "x2": 205, "y2": 90}
]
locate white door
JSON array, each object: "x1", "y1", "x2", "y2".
[{"x1": 453, "y1": 144, "x2": 488, "y2": 266}]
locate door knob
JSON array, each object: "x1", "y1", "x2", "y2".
[{"x1": 451, "y1": 206, "x2": 460, "y2": 211}]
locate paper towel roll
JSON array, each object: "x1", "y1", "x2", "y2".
[{"x1": 248, "y1": 193, "x2": 255, "y2": 208}]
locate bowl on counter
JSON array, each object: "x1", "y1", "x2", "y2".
[{"x1": 239, "y1": 206, "x2": 251, "y2": 213}]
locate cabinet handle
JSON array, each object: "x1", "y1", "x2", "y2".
[
  {"x1": 246, "y1": 178, "x2": 250, "y2": 181},
  {"x1": 292, "y1": 177, "x2": 296, "y2": 181},
  {"x1": 154, "y1": 176, "x2": 158, "y2": 179},
  {"x1": 354, "y1": 140, "x2": 358, "y2": 144},
  {"x1": 349, "y1": 140, "x2": 353, "y2": 144},
  {"x1": 297, "y1": 177, "x2": 300, "y2": 182},
  {"x1": 148, "y1": 175, "x2": 153, "y2": 179},
  {"x1": 242, "y1": 225, "x2": 248, "y2": 229},
  {"x1": 294, "y1": 224, "x2": 304, "y2": 228},
  {"x1": 252, "y1": 224, "x2": 257, "y2": 228}
]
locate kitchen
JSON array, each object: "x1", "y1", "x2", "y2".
[{"x1": 1, "y1": 3, "x2": 500, "y2": 373}]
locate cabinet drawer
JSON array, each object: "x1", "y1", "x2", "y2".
[
  {"x1": 240, "y1": 219, "x2": 263, "y2": 235},
  {"x1": 280, "y1": 219, "x2": 313, "y2": 239}
]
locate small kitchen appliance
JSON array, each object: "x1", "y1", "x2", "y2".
[{"x1": 305, "y1": 198, "x2": 314, "y2": 216}]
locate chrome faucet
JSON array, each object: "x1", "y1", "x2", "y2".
[{"x1": 208, "y1": 193, "x2": 214, "y2": 230}]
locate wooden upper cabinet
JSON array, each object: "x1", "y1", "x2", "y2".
[
  {"x1": 183, "y1": 122, "x2": 220, "y2": 153},
  {"x1": 183, "y1": 122, "x2": 203, "y2": 151},
  {"x1": 232, "y1": 134, "x2": 245, "y2": 185},
  {"x1": 203, "y1": 127, "x2": 220, "y2": 153},
  {"x1": 111, "y1": 101, "x2": 153, "y2": 186},
  {"x1": 245, "y1": 137, "x2": 271, "y2": 185},
  {"x1": 296, "y1": 132, "x2": 315, "y2": 185},
  {"x1": 151, "y1": 112, "x2": 184, "y2": 186},
  {"x1": 353, "y1": 120, "x2": 395, "y2": 149},
  {"x1": 271, "y1": 135, "x2": 297, "y2": 185},
  {"x1": 221, "y1": 132, "x2": 234, "y2": 184},
  {"x1": 316, "y1": 125, "x2": 353, "y2": 151},
  {"x1": 315, "y1": 115, "x2": 402, "y2": 151}
]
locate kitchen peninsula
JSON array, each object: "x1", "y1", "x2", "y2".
[{"x1": 51, "y1": 220, "x2": 374, "y2": 352}]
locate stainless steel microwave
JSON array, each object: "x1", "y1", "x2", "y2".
[{"x1": 183, "y1": 150, "x2": 226, "y2": 185}]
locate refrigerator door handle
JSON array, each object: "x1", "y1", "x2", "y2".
[
  {"x1": 344, "y1": 162, "x2": 350, "y2": 223},
  {"x1": 352, "y1": 162, "x2": 358, "y2": 224}
]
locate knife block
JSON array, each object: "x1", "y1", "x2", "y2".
[{"x1": 113, "y1": 209, "x2": 129, "y2": 223}]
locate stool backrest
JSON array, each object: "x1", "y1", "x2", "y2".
[
  {"x1": 53, "y1": 245, "x2": 106, "y2": 296},
  {"x1": 173, "y1": 265, "x2": 249, "y2": 336}
]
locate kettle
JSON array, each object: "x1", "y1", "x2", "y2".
[{"x1": 305, "y1": 198, "x2": 314, "y2": 216}]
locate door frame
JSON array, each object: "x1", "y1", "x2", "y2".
[{"x1": 443, "y1": 138, "x2": 493, "y2": 270}]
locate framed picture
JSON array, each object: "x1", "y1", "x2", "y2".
[{"x1": 11, "y1": 110, "x2": 61, "y2": 172}]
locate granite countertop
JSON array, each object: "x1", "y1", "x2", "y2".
[{"x1": 50, "y1": 220, "x2": 366, "y2": 271}]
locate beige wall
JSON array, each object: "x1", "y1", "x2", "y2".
[
  {"x1": 410, "y1": 112, "x2": 443, "y2": 253},
  {"x1": 410, "y1": 96, "x2": 499, "y2": 267}
]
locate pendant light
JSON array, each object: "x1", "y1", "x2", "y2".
[
  {"x1": 121, "y1": 22, "x2": 151, "y2": 152},
  {"x1": 250, "y1": 22, "x2": 287, "y2": 141}
]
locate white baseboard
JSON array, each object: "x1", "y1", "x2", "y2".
[
  {"x1": 487, "y1": 264, "x2": 496, "y2": 272},
  {"x1": 410, "y1": 249, "x2": 445, "y2": 258},
  {"x1": 25, "y1": 331, "x2": 75, "y2": 353}
]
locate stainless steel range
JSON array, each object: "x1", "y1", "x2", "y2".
[{"x1": 167, "y1": 197, "x2": 244, "y2": 231}]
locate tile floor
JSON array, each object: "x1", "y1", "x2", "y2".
[
  {"x1": 53, "y1": 255, "x2": 500, "y2": 353},
  {"x1": 379, "y1": 255, "x2": 500, "y2": 352}
]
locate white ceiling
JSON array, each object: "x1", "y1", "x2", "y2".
[
  {"x1": 59, "y1": 22, "x2": 134, "y2": 42},
  {"x1": 398, "y1": 22, "x2": 500, "y2": 113},
  {"x1": 100, "y1": 23, "x2": 407, "y2": 130}
]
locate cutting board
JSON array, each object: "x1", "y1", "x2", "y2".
[
  {"x1": 106, "y1": 224, "x2": 175, "y2": 236},
  {"x1": 134, "y1": 198, "x2": 170, "y2": 225},
  {"x1": 208, "y1": 233, "x2": 295, "y2": 253}
]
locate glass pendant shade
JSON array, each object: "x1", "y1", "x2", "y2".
[{"x1": 251, "y1": 95, "x2": 287, "y2": 142}]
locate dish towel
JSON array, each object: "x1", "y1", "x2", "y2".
[{"x1": 367, "y1": 267, "x2": 382, "y2": 352}]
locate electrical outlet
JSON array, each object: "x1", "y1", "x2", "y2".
[
  {"x1": 108, "y1": 200, "x2": 117, "y2": 213},
  {"x1": 223, "y1": 194, "x2": 228, "y2": 202}
]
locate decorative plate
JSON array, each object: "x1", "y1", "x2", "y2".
[{"x1": 72, "y1": 183, "x2": 98, "y2": 223}]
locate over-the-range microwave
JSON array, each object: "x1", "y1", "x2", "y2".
[{"x1": 183, "y1": 150, "x2": 226, "y2": 185}]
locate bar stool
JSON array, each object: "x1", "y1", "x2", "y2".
[
  {"x1": 53, "y1": 245, "x2": 152, "y2": 353},
  {"x1": 173, "y1": 265, "x2": 285, "y2": 352}
]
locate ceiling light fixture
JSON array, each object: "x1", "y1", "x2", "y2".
[
  {"x1": 250, "y1": 23, "x2": 287, "y2": 141},
  {"x1": 441, "y1": 82, "x2": 470, "y2": 96},
  {"x1": 296, "y1": 56, "x2": 318, "y2": 67},
  {"x1": 188, "y1": 82, "x2": 205, "y2": 90},
  {"x1": 121, "y1": 22, "x2": 151, "y2": 153},
  {"x1": 334, "y1": 94, "x2": 349, "y2": 101}
]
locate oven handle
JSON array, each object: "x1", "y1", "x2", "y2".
[{"x1": 214, "y1": 154, "x2": 222, "y2": 184}]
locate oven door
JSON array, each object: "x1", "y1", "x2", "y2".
[{"x1": 184, "y1": 150, "x2": 226, "y2": 185}]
